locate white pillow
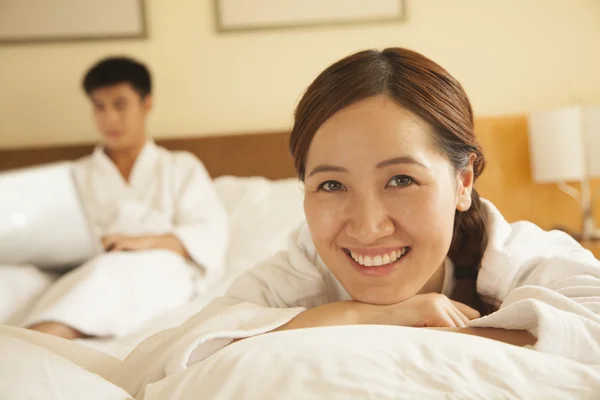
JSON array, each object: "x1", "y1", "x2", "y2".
[
  {"x1": 141, "y1": 326, "x2": 600, "y2": 399},
  {"x1": 214, "y1": 176, "x2": 305, "y2": 275},
  {"x1": 0, "y1": 327, "x2": 132, "y2": 399}
]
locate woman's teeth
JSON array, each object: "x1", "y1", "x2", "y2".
[{"x1": 350, "y1": 247, "x2": 408, "y2": 267}]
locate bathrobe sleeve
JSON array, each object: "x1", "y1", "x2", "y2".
[
  {"x1": 170, "y1": 152, "x2": 229, "y2": 278},
  {"x1": 470, "y1": 200, "x2": 600, "y2": 363}
]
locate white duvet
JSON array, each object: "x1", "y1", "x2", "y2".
[{"x1": 0, "y1": 326, "x2": 131, "y2": 399}]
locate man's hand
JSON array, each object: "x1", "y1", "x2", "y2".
[
  {"x1": 102, "y1": 234, "x2": 189, "y2": 259},
  {"x1": 102, "y1": 235, "x2": 153, "y2": 252}
]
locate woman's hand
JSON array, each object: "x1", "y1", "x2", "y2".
[
  {"x1": 272, "y1": 294, "x2": 480, "y2": 335},
  {"x1": 359, "y1": 293, "x2": 481, "y2": 328}
]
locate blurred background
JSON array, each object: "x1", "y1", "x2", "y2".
[{"x1": 0, "y1": 0, "x2": 598, "y2": 147}]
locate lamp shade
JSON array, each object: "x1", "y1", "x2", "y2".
[
  {"x1": 583, "y1": 105, "x2": 600, "y2": 178},
  {"x1": 528, "y1": 106, "x2": 586, "y2": 183}
]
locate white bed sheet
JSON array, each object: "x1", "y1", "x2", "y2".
[{"x1": 0, "y1": 326, "x2": 132, "y2": 400}]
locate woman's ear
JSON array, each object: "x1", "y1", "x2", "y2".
[{"x1": 456, "y1": 153, "x2": 477, "y2": 212}]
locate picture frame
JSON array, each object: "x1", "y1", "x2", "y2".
[
  {"x1": 214, "y1": 0, "x2": 405, "y2": 33},
  {"x1": 0, "y1": 0, "x2": 148, "y2": 45}
]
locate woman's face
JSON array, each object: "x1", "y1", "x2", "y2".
[{"x1": 303, "y1": 95, "x2": 474, "y2": 305}]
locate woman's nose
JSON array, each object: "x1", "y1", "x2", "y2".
[{"x1": 345, "y1": 193, "x2": 394, "y2": 244}]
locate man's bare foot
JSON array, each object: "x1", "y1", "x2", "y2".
[{"x1": 28, "y1": 322, "x2": 85, "y2": 340}]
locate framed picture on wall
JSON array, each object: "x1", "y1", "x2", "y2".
[
  {"x1": 214, "y1": 0, "x2": 405, "y2": 32},
  {"x1": 0, "y1": 0, "x2": 147, "y2": 44}
]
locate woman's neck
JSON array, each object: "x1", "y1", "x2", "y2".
[{"x1": 419, "y1": 261, "x2": 447, "y2": 294}]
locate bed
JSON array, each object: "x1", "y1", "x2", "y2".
[{"x1": 2, "y1": 117, "x2": 600, "y2": 398}]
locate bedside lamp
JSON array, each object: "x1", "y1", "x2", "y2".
[{"x1": 528, "y1": 105, "x2": 600, "y2": 240}]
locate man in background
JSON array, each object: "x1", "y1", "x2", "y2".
[{"x1": 1, "y1": 57, "x2": 229, "y2": 339}]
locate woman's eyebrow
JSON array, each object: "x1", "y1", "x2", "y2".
[
  {"x1": 307, "y1": 156, "x2": 428, "y2": 177},
  {"x1": 307, "y1": 165, "x2": 347, "y2": 178},
  {"x1": 376, "y1": 156, "x2": 428, "y2": 169}
]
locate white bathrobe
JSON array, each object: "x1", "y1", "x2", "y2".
[
  {"x1": 109, "y1": 200, "x2": 600, "y2": 398},
  {"x1": 0, "y1": 141, "x2": 229, "y2": 336}
]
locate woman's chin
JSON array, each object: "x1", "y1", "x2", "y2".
[{"x1": 350, "y1": 287, "x2": 415, "y2": 306}]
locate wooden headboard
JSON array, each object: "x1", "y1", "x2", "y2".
[
  {"x1": 0, "y1": 131, "x2": 297, "y2": 180},
  {"x1": 1, "y1": 116, "x2": 597, "y2": 232}
]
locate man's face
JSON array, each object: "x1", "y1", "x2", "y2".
[{"x1": 89, "y1": 82, "x2": 151, "y2": 151}]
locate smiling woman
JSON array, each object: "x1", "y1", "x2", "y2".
[
  {"x1": 292, "y1": 49, "x2": 487, "y2": 306},
  {"x1": 114, "y1": 48, "x2": 600, "y2": 397},
  {"x1": 301, "y1": 95, "x2": 476, "y2": 306}
]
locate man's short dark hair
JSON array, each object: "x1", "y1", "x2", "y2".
[{"x1": 83, "y1": 56, "x2": 151, "y2": 98}]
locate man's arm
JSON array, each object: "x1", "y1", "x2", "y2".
[
  {"x1": 430, "y1": 327, "x2": 536, "y2": 347},
  {"x1": 102, "y1": 234, "x2": 189, "y2": 259},
  {"x1": 148, "y1": 234, "x2": 190, "y2": 258}
]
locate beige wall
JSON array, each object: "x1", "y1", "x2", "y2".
[{"x1": 1, "y1": 0, "x2": 599, "y2": 149}]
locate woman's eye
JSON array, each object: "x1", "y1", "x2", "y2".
[
  {"x1": 387, "y1": 175, "x2": 414, "y2": 188},
  {"x1": 318, "y1": 180, "x2": 345, "y2": 192}
]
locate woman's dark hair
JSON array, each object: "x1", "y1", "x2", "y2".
[
  {"x1": 83, "y1": 56, "x2": 151, "y2": 98},
  {"x1": 289, "y1": 48, "x2": 488, "y2": 311}
]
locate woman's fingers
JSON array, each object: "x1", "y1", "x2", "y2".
[
  {"x1": 451, "y1": 300, "x2": 481, "y2": 320},
  {"x1": 436, "y1": 309, "x2": 458, "y2": 328},
  {"x1": 447, "y1": 307, "x2": 467, "y2": 327},
  {"x1": 459, "y1": 310, "x2": 471, "y2": 326}
]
